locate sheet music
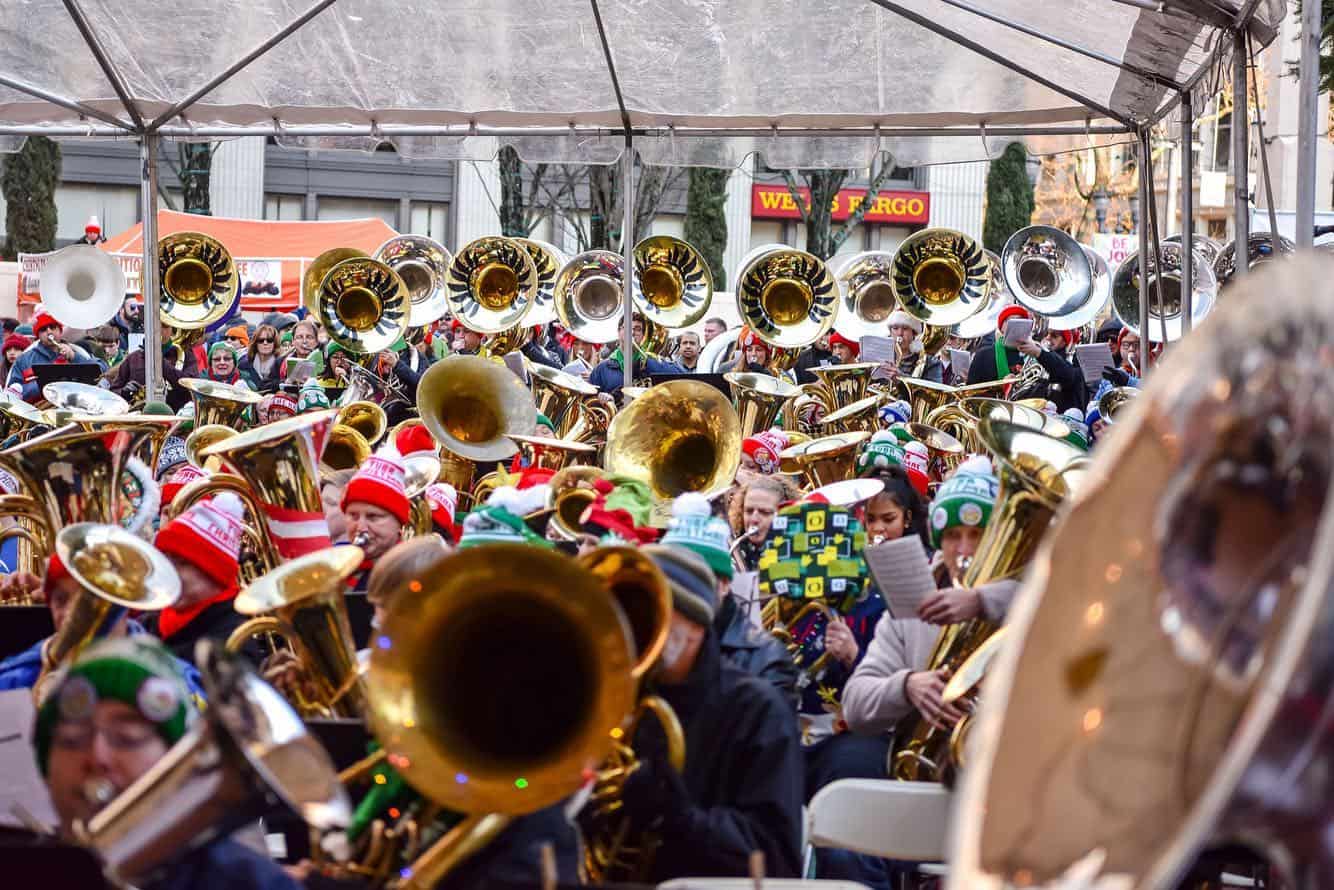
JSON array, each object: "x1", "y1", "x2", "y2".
[
  {"x1": 502, "y1": 351, "x2": 529, "y2": 383},
  {"x1": 0, "y1": 689, "x2": 57, "y2": 830},
  {"x1": 1002, "y1": 317, "x2": 1034, "y2": 347},
  {"x1": 949, "y1": 347, "x2": 972, "y2": 381},
  {"x1": 864, "y1": 536, "x2": 938, "y2": 620},
  {"x1": 859, "y1": 335, "x2": 898, "y2": 381},
  {"x1": 1074, "y1": 342, "x2": 1115, "y2": 386}
]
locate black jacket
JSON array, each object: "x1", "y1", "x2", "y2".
[
  {"x1": 792, "y1": 346, "x2": 835, "y2": 384},
  {"x1": 715, "y1": 595, "x2": 799, "y2": 709},
  {"x1": 145, "y1": 837, "x2": 298, "y2": 890},
  {"x1": 630, "y1": 633, "x2": 803, "y2": 882},
  {"x1": 143, "y1": 599, "x2": 256, "y2": 666},
  {"x1": 966, "y1": 339, "x2": 1087, "y2": 412},
  {"x1": 238, "y1": 354, "x2": 283, "y2": 395},
  {"x1": 108, "y1": 346, "x2": 201, "y2": 411}
]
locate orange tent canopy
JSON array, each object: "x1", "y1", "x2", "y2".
[{"x1": 94, "y1": 210, "x2": 399, "y2": 312}]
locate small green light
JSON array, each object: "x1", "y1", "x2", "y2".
[{"x1": 514, "y1": 777, "x2": 528, "y2": 790}]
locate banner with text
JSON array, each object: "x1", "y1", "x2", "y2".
[
  {"x1": 751, "y1": 184, "x2": 930, "y2": 225},
  {"x1": 1089, "y1": 233, "x2": 1139, "y2": 270}
]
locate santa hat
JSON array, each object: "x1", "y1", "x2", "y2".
[
  {"x1": 32, "y1": 312, "x2": 61, "y2": 335},
  {"x1": 341, "y1": 455, "x2": 411, "y2": 525},
  {"x1": 154, "y1": 492, "x2": 246, "y2": 587},
  {"x1": 160, "y1": 464, "x2": 209, "y2": 513},
  {"x1": 996, "y1": 305, "x2": 1032, "y2": 333},
  {"x1": 887, "y1": 310, "x2": 924, "y2": 335},
  {"x1": 268, "y1": 391, "x2": 298, "y2": 420},
  {"x1": 84, "y1": 215, "x2": 100, "y2": 236},
  {"x1": 424, "y1": 483, "x2": 459, "y2": 543},
  {"x1": 394, "y1": 422, "x2": 436, "y2": 456},
  {"x1": 742, "y1": 428, "x2": 789, "y2": 475},
  {"x1": 828, "y1": 331, "x2": 860, "y2": 358}
]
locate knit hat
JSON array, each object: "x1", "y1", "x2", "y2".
[
  {"x1": 142, "y1": 400, "x2": 173, "y2": 417},
  {"x1": 2, "y1": 333, "x2": 30, "y2": 353},
  {"x1": 324, "y1": 340, "x2": 350, "y2": 362},
  {"x1": 34, "y1": 636, "x2": 195, "y2": 774},
  {"x1": 156, "y1": 435, "x2": 188, "y2": 478},
  {"x1": 928, "y1": 456, "x2": 1000, "y2": 548},
  {"x1": 160, "y1": 464, "x2": 208, "y2": 511},
  {"x1": 879, "y1": 399, "x2": 912, "y2": 426},
  {"x1": 32, "y1": 312, "x2": 61, "y2": 334},
  {"x1": 642, "y1": 544, "x2": 717, "y2": 627},
  {"x1": 580, "y1": 500, "x2": 660, "y2": 545},
  {"x1": 207, "y1": 341, "x2": 236, "y2": 362},
  {"x1": 341, "y1": 455, "x2": 411, "y2": 525},
  {"x1": 298, "y1": 379, "x2": 330, "y2": 412},
  {"x1": 887, "y1": 309, "x2": 924, "y2": 335},
  {"x1": 742, "y1": 428, "x2": 790, "y2": 475},
  {"x1": 394, "y1": 422, "x2": 436, "y2": 457},
  {"x1": 828, "y1": 331, "x2": 860, "y2": 358},
  {"x1": 154, "y1": 491, "x2": 247, "y2": 587},
  {"x1": 1084, "y1": 403, "x2": 1102, "y2": 428},
  {"x1": 602, "y1": 477, "x2": 655, "y2": 529},
  {"x1": 268, "y1": 390, "x2": 299, "y2": 420},
  {"x1": 660, "y1": 492, "x2": 733, "y2": 579},
  {"x1": 536, "y1": 413, "x2": 556, "y2": 434},
  {"x1": 857, "y1": 430, "x2": 907, "y2": 476},
  {"x1": 43, "y1": 551, "x2": 70, "y2": 597},
  {"x1": 84, "y1": 215, "x2": 100, "y2": 237},
  {"x1": 424, "y1": 482, "x2": 458, "y2": 543},
  {"x1": 996, "y1": 304, "x2": 1032, "y2": 333},
  {"x1": 458, "y1": 498, "x2": 552, "y2": 549},
  {"x1": 224, "y1": 325, "x2": 249, "y2": 345},
  {"x1": 15, "y1": 324, "x2": 32, "y2": 336}
]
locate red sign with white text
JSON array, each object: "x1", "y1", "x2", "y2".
[{"x1": 751, "y1": 184, "x2": 930, "y2": 225}]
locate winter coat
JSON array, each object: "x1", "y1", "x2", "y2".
[
  {"x1": 6, "y1": 340, "x2": 103, "y2": 402},
  {"x1": 792, "y1": 346, "x2": 835, "y2": 384},
  {"x1": 107, "y1": 346, "x2": 201, "y2": 412},
  {"x1": 0, "y1": 620, "x2": 204, "y2": 695},
  {"x1": 966, "y1": 340, "x2": 1087, "y2": 412},
  {"x1": 897, "y1": 352, "x2": 945, "y2": 383},
  {"x1": 587, "y1": 353, "x2": 686, "y2": 397},
  {"x1": 238, "y1": 354, "x2": 283, "y2": 394},
  {"x1": 631, "y1": 633, "x2": 803, "y2": 882},
  {"x1": 142, "y1": 599, "x2": 256, "y2": 666},
  {"x1": 715, "y1": 594, "x2": 799, "y2": 708},
  {"x1": 143, "y1": 837, "x2": 299, "y2": 890},
  {"x1": 519, "y1": 339, "x2": 561, "y2": 369},
  {"x1": 839, "y1": 614, "x2": 938, "y2": 737}
]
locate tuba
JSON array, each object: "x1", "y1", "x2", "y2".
[
  {"x1": 179, "y1": 378, "x2": 263, "y2": 428},
  {"x1": 303, "y1": 248, "x2": 368, "y2": 316},
  {"x1": 547, "y1": 465, "x2": 609, "y2": 542},
  {"x1": 158, "y1": 232, "x2": 238, "y2": 330},
  {"x1": 184, "y1": 424, "x2": 236, "y2": 470},
  {"x1": 0, "y1": 394, "x2": 51, "y2": 443},
  {"x1": 226, "y1": 546, "x2": 367, "y2": 718},
  {"x1": 1000, "y1": 225, "x2": 1095, "y2": 324},
  {"x1": 948, "y1": 255, "x2": 1334, "y2": 890},
  {"x1": 445, "y1": 237, "x2": 538, "y2": 334},
  {"x1": 516, "y1": 238, "x2": 569, "y2": 327},
  {"x1": 891, "y1": 418, "x2": 1087, "y2": 782},
  {"x1": 78, "y1": 641, "x2": 349, "y2": 886},
  {"x1": 321, "y1": 424, "x2": 372, "y2": 472},
  {"x1": 1096, "y1": 384, "x2": 1138, "y2": 424},
  {"x1": 374, "y1": 235, "x2": 451, "y2": 328},
  {"x1": 631, "y1": 236, "x2": 713, "y2": 330},
  {"x1": 363, "y1": 543, "x2": 637, "y2": 889},
  {"x1": 726, "y1": 372, "x2": 800, "y2": 440},
  {"x1": 603, "y1": 380, "x2": 742, "y2": 501},
  {"x1": 506, "y1": 434, "x2": 597, "y2": 472},
  {"x1": 43, "y1": 381, "x2": 130, "y2": 420},
  {"x1": 778, "y1": 431, "x2": 871, "y2": 489},
  {"x1": 1214, "y1": 231, "x2": 1294, "y2": 287},
  {"x1": 891, "y1": 228, "x2": 992, "y2": 327},
  {"x1": 335, "y1": 400, "x2": 387, "y2": 447},
  {"x1": 336, "y1": 360, "x2": 402, "y2": 408},
  {"x1": 315, "y1": 256, "x2": 411, "y2": 354},
  {"x1": 1112, "y1": 241, "x2": 1218, "y2": 342},
  {"x1": 954, "y1": 250, "x2": 1014, "y2": 342},
  {"x1": 554, "y1": 250, "x2": 626, "y2": 346},
  {"x1": 528, "y1": 362, "x2": 598, "y2": 438},
  {"x1": 735, "y1": 244, "x2": 838, "y2": 349},
  {"x1": 417, "y1": 354, "x2": 538, "y2": 463},
  {"x1": 40, "y1": 244, "x2": 126, "y2": 328},
  {"x1": 833, "y1": 250, "x2": 899, "y2": 340}
]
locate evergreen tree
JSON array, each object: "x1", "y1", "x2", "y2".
[
  {"x1": 2, "y1": 136, "x2": 61, "y2": 256},
  {"x1": 683, "y1": 168, "x2": 729, "y2": 285},
  {"x1": 983, "y1": 142, "x2": 1035, "y2": 254}
]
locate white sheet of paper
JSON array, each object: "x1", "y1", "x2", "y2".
[
  {"x1": 859, "y1": 335, "x2": 898, "y2": 381},
  {"x1": 949, "y1": 347, "x2": 972, "y2": 381},
  {"x1": 502, "y1": 351, "x2": 528, "y2": 382},
  {"x1": 865, "y1": 536, "x2": 938, "y2": 620},
  {"x1": 127, "y1": 332, "x2": 145, "y2": 355},
  {"x1": 1074, "y1": 342, "x2": 1115, "y2": 386},
  {"x1": 0, "y1": 689, "x2": 57, "y2": 830},
  {"x1": 1002, "y1": 317, "x2": 1034, "y2": 348}
]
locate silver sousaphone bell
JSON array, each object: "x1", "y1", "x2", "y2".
[
  {"x1": 1112, "y1": 242, "x2": 1217, "y2": 342},
  {"x1": 40, "y1": 244, "x2": 126, "y2": 329}
]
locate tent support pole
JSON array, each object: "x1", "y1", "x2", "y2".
[
  {"x1": 1232, "y1": 29, "x2": 1250, "y2": 277},
  {"x1": 1296, "y1": 0, "x2": 1320, "y2": 248},
  {"x1": 621, "y1": 134, "x2": 635, "y2": 394},
  {"x1": 141, "y1": 135, "x2": 162, "y2": 404},
  {"x1": 0, "y1": 73, "x2": 134, "y2": 131},
  {"x1": 62, "y1": 0, "x2": 145, "y2": 130},
  {"x1": 1180, "y1": 91, "x2": 1194, "y2": 337},
  {"x1": 1137, "y1": 129, "x2": 1151, "y2": 375},
  {"x1": 148, "y1": 0, "x2": 338, "y2": 130}
]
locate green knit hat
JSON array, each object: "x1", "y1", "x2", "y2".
[
  {"x1": 857, "y1": 431, "x2": 907, "y2": 477},
  {"x1": 298, "y1": 379, "x2": 330, "y2": 412},
  {"x1": 536, "y1": 413, "x2": 556, "y2": 434},
  {"x1": 34, "y1": 636, "x2": 195, "y2": 774},
  {"x1": 141, "y1": 401, "x2": 173, "y2": 416},
  {"x1": 927, "y1": 456, "x2": 1000, "y2": 548},
  {"x1": 324, "y1": 340, "x2": 350, "y2": 362},
  {"x1": 660, "y1": 492, "x2": 733, "y2": 579},
  {"x1": 457, "y1": 503, "x2": 552, "y2": 549},
  {"x1": 207, "y1": 341, "x2": 236, "y2": 361}
]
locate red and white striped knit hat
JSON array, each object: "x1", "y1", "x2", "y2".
[
  {"x1": 154, "y1": 491, "x2": 246, "y2": 587},
  {"x1": 423, "y1": 482, "x2": 458, "y2": 543},
  {"x1": 341, "y1": 455, "x2": 411, "y2": 525}
]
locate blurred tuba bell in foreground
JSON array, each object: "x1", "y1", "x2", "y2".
[{"x1": 949, "y1": 255, "x2": 1334, "y2": 890}]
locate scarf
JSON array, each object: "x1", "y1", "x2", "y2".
[
  {"x1": 156, "y1": 585, "x2": 238, "y2": 640},
  {"x1": 608, "y1": 343, "x2": 647, "y2": 368}
]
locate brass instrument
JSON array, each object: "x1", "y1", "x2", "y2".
[
  {"x1": 322, "y1": 424, "x2": 372, "y2": 472},
  {"x1": 735, "y1": 245, "x2": 837, "y2": 349},
  {"x1": 166, "y1": 472, "x2": 283, "y2": 584},
  {"x1": 761, "y1": 599, "x2": 836, "y2": 680},
  {"x1": 603, "y1": 380, "x2": 742, "y2": 500},
  {"x1": 891, "y1": 228, "x2": 992, "y2": 327},
  {"x1": 445, "y1": 237, "x2": 538, "y2": 334},
  {"x1": 925, "y1": 397, "x2": 1070, "y2": 463},
  {"x1": 0, "y1": 394, "x2": 50, "y2": 442},
  {"x1": 335, "y1": 400, "x2": 388, "y2": 447},
  {"x1": 401, "y1": 452, "x2": 442, "y2": 538},
  {"x1": 553, "y1": 249, "x2": 626, "y2": 346},
  {"x1": 833, "y1": 250, "x2": 898, "y2": 340},
  {"x1": 1000, "y1": 225, "x2": 1094, "y2": 324},
  {"x1": 179, "y1": 378, "x2": 263, "y2": 428},
  {"x1": 304, "y1": 248, "x2": 369, "y2": 316},
  {"x1": 184, "y1": 423, "x2": 237, "y2": 470},
  {"x1": 227, "y1": 546, "x2": 367, "y2": 718},
  {"x1": 158, "y1": 232, "x2": 238, "y2": 330},
  {"x1": 374, "y1": 235, "x2": 452, "y2": 328},
  {"x1": 547, "y1": 465, "x2": 608, "y2": 542},
  {"x1": 1214, "y1": 231, "x2": 1294, "y2": 287},
  {"x1": 938, "y1": 625, "x2": 1008, "y2": 780},
  {"x1": 898, "y1": 377, "x2": 1017, "y2": 426},
  {"x1": 36, "y1": 522, "x2": 180, "y2": 700},
  {"x1": 478, "y1": 323, "x2": 531, "y2": 358},
  {"x1": 1112, "y1": 241, "x2": 1218, "y2": 342},
  {"x1": 515, "y1": 238, "x2": 569, "y2": 327},
  {"x1": 954, "y1": 250, "x2": 1013, "y2": 342},
  {"x1": 1096, "y1": 385, "x2": 1138, "y2": 424},
  {"x1": 0, "y1": 492, "x2": 52, "y2": 581},
  {"x1": 40, "y1": 243, "x2": 126, "y2": 328},
  {"x1": 631, "y1": 235, "x2": 713, "y2": 329},
  {"x1": 43, "y1": 381, "x2": 130, "y2": 420},
  {"x1": 363, "y1": 543, "x2": 637, "y2": 889},
  {"x1": 506, "y1": 434, "x2": 597, "y2": 471},
  {"x1": 948, "y1": 256, "x2": 1334, "y2": 890},
  {"x1": 726, "y1": 371, "x2": 800, "y2": 440},
  {"x1": 417, "y1": 354, "x2": 538, "y2": 462},
  {"x1": 904, "y1": 421, "x2": 966, "y2": 479},
  {"x1": 528, "y1": 362, "x2": 598, "y2": 437},
  {"x1": 337, "y1": 360, "x2": 403, "y2": 408},
  {"x1": 78, "y1": 641, "x2": 349, "y2": 886},
  {"x1": 806, "y1": 361, "x2": 880, "y2": 414},
  {"x1": 817, "y1": 395, "x2": 881, "y2": 435},
  {"x1": 316, "y1": 256, "x2": 411, "y2": 354},
  {"x1": 778, "y1": 431, "x2": 871, "y2": 489},
  {"x1": 892, "y1": 417, "x2": 1087, "y2": 781}
]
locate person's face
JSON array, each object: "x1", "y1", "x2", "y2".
[
  {"x1": 1120, "y1": 333, "x2": 1140, "y2": 363},
  {"x1": 576, "y1": 342, "x2": 597, "y2": 362},
  {"x1": 121, "y1": 300, "x2": 141, "y2": 322},
  {"x1": 226, "y1": 334, "x2": 246, "y2": 350},
  {"x1": 742, "y1": 488, "x2": 780, "y2": 542},
  {"x1": 678, "y1": 333, "x2": 700, "y2": 360},
  {"x1": 39, "y1": 325, "x2": 61, "y2": 348},
  {"x1": 254, "y1": 330, "x2": 277, "y2": 355},
  {"x1": 575, "y1": 532, "x2": 601, "y2": 556},
  {"x1": 744, "y1": 342, "x2": 769, "y2": 367},
  {"x1": 97, "y1": 334, "x2": 120, "y2": 357},
  {"x1": 890, "y1": 324, "x2": 915, "y2": 351},
  {"x1": 46, "y1": 700, "x2": 170, "y2": 834},
  {"x1": 4, "y1": 346, "x2": 20, "y2": 363},
  {"x1": 321, "y1": 482, "x2": 349, "y2": 543},
  {"x1": 1042, "y1": 331, "x2": 1067, "y2": 352},
  {"x1": 457, "y1": 331, "x2": 482, "y2": 352},
  {"x1": 703, "y1": 320, "x2": 725, "y2": 343},
  {"x1": 864, "y1": 492, "x2": 908, "y2": 544},
  {"x1": 46, "y1": 575, "x2": 84, "y2": 632},
  {"x1": 167, "y1": 555, "x2": 223, "y2": 607},
  {"x1": 939, "y1": 525, "x2": 986, "y2": 580},
  {"x1": 330, "y1": 352, "x2": 351, "y2": 375},
  {"x1": 292, "y1": 326, "x2": 317, "y2": 353},
  {"x1": 210, "y1": 351, "x2": 235, "y2": 377},
  {"x1": 658, "y1": 611, "x2": 706, "y2": 685},
  {"x1": 739, "y1": 452, "x2": 758, "y2": 472},
  {"x1": 830, "y1": 341, "x2": 855, "y2": 364},
  {"x1": 815, "y1": 332, "x2": 831, "y2": 351},
  {"x1": 345, "y1": 502, "x2": 403, "y2": 559},
  {"x1": 630, "y1": 319, "x2": 646, "y2": 345}
]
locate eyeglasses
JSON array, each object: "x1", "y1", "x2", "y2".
[
  {"x1": 52, "y1": 720, "x2": 159, "y2": 752},
  {"x1": 255, "y1": 338, "x2": 275, "y2": 344}
]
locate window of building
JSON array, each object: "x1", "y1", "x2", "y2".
[
  {"x1": 265, "y1": 194, "x2": 304, "y2": 221},
  {"x1": 316, "y1": 197, "x2": 398, "y2": 227},
  {"x1": 1210, "y1": 111, "x2": 1231, "y2": 173},
  {"x1": 55, "y1": 184, "x2": 139, "y2": 243},
  {"x1": 408, "y1": 202, "x2": 449, "y2": 242},
  {"x1": 1207, "y1": 218, "x2": 1228, "y2": 240},
  {"x1": 649, "y1": 215, "x2": 686, "y2": 239}
]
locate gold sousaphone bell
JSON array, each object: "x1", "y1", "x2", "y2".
[
  {"x1": 158, "y1": 232, "x2": 239, "y2": 330},
  {"x1": 317, "y1": 256, "x2": 411, "y2": 354},
  {"x1": 517, "y1": 238, "x2": 570, "y2": 327},
  {"x1": 632, "y1": 235, "x2": 713, "y2": 329},
  {"x1": 735, "y1": 244, "x2": 838, "y2": 349},
  {"x1": 446, "y1": 237, "x2": 539, "y2": 334},
  {"x1": 891, "y1": 228, "x2": 992, "y2": 327},
  {"x1": 179, "y1": 378, "x2": 263, "y2": 428}
]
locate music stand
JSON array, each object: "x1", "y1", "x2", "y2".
[{"x1": 31, "y1": 363, "x2": 101, "y2": 390}]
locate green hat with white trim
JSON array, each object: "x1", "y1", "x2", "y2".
[
  {"x1": 660, "y1": 492, "x2": 733, "y2": 579},
  {"x1": 927, "y1": 455, "x2": 999, "y2": 548}
]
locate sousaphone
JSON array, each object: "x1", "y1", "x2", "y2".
[
  {"x1": 1214, "y1": 232, "x2": 1294, "y2": 288},
  {"x1": 40, "y1": 244, "x2": 126, "y2": 328},
  {"x1": 303, "y1": 248, "x2": 368, "y2": 317},
  {"x1": 735, "y1": 244, "x2": 838, "y2": 349},
  {"x1": 158, "y1": 232, "x2": 238, "y2": 330},
  {"x1": 955, "y1": 250, "x2": 1013, "y2": 341},
  {"x1": 516, "y1": 238, "x2": 569, "y2": 327},
  {"x1": 554, "y1": 250, "x2": 626, "y2": 346},
  {"x1": 316, "y1": 256, "x2": 411, "y2": 354},
  {"x1": 1112, "y1": 242, "x2": 1217, "y2": 342},
  {"x1": 632, "y1": 236, "x2": 713, "y2": 329},
  {"x1": 374, "y1": 235, "x2": 452, "y2": 328},
  {"x1": 417, "y1": 354, "x2": 538, "y2": 462},
  {"x1": 891, "y1": 228, "x2": 992, "y2": 327},
  {"x1": 1001, "y1": 225, "x2": 1095, "y2": 327},
  {"x1": 445, "y1": 237, "x2": 538, "y2": 334},
  {"x1": 833, "y1": 251, "x2": 899, "y2": 340}
]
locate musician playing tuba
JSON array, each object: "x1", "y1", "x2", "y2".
[
  {"x1": 962, "y1": 304, "x2": 1087, "y2": 412},
  {"x1": 6, "y1": 310, "x2": 104, "y2": 403},
  {"x1": 587, "y1": 312, "x2": 685, "y2": 397}
]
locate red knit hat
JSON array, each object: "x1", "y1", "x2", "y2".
[
  {"x1": 3, "y1": 333, "x2": 31, "y2": 353},
  {"x1": 516, "y1": 466, "x2": 555, "y2": 490},
  {"x1": 394, "y1": 422, "x2": 436, "y2": 456},
  {"x1": 742, "y1": 429, "x2": 790, "y2": 474},
  {"x1": 32, "y1": 313, "x2": 61, "y2": 334},
  {"x1": 341, "y1": 455, "x2": 411, "y2": 525},
  {"x1": 579, "y1": 501, "x2": 660, "y2": 544},
  {"x1": 1048, "y1": 328, "x2": 1079, "y2": 347},
  {"x1": 739, "y1": 328, "x2": 771, "y2": 355},
  {"x1": 154, "y1": 492, "x2": 246, "y2": 587},
  {"x1": 424, "y1": 482, "x2": 458, "y2": 543},
  {"x1": 828, "y1": 331, "x2": 860, "y2": 358},
  {"x1": 43, "y1": 552, "x2": 69, "y2": 596},
  {"x1": 268, "y1": 391, "x2": 298, "y2": 420},
  {"x1": 996, "y1": 305, "x2": 1032, "y2": 333},
  {"x1": 160, "y1": 464, "x2": 209, "y2": 514}
]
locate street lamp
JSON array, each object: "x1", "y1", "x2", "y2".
[
  {"x1": 1025, "y1": 154, "x2": 1042, "y2": 188},
  {"x1": 1092, "y1": 187, "x2": 1110, "y2": 234}
]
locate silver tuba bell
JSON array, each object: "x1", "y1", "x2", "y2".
[
  {"x1": 1111, "y1": 241, "x2": 1217, "y2": 342},
  {"x1": 40, "y1": 244, "x2": 126, "y2": 328}
]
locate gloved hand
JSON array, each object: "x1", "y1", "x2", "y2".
[
  {"x1": 620, "y1": 752, "x2": 691, "y2": 833},
  {"x1": 1101, "y1": 366, "x2": 1130, "y2": 386}
]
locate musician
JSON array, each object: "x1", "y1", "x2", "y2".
[
  {"x1": 965, "y1": 305, "x2": 1086, "y2": 412},
  {"x1": 883, "y1": 309, "x2": 945, "y2": 382},
  {"x1": 142, "y1": 493, "x2": 251, "y2": 663},
  {"x1": 73, "y1": 214, "x2": 106, "y2": 245},
  {"x1": 621, "y1": 544, "x2": 803, "y2": 881},
  {"x1": 791, "y1": 333, "x2": 835, "y2": 384},
  {"x1": 517, "y1": 326, "x2": 563, "y2": 370},
  {"x1": 1096, "y1": 327, "x2": 1145, "y2": 401},
  {"x1": 726, "y1": 475, "x2": 792, "y2": 572},
  {"x1": 740, "y1": 428, "x2": 789, "y2": 475},
  {"x1": 6, "y1": 311, "x2": 103, "y2": 402},
  {"x1": 281, "y1": 320, "x2": 323, "y2": 380},
  {"x1": 675, "y1": 330, "x2": 703, "y2": 371},
  {"x1": 449, "y1": 320, "x2": 484, "y2": 355},
  {"x1": 587, "y1": 312, "x2": 685, "y2": 397},
  {"x1": 108, "y1": 293, "x2": 143, "y2": 352},
  {"x1": 703, "y1": 316, "x2": 728, "y2": 344},
  {"x1": 730, "y1": 329, "x2": 776, "y2": 374},
  {"x1": 560, "y1": 337, "x2": 601, "y2": 378},
  {"x1": 339, "y1": 456, "x2": 411, "y2": 592},
  {"x1": 35, "y1": 637, "x2": 300, "y2": 890},
  {"x1": 828, "y1": 332, "x2": 860, "y2": 365},
  {"x1": 107, "y1": 319, "x2": 201, "y2": 412}
]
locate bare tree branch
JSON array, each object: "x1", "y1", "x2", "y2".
[
  {"x1": 779, "y1": 168, "x2": 813, "y2": 226},
  {"x1": 831, "y1": 152, "x2": 896, "y2": 253}
]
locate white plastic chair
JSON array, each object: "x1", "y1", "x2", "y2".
[{"x1": 806, "y1": 779, "x2": 951, "y2": 862}]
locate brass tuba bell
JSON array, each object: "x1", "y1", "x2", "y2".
[
  {"x1": 40, "y1": 244, "x2": 126, "y2": 328},
  {"x1": 528, "y1": 362, "x2": 598, "y2": 437},
  {"x1": 603, "y1": 380, "x2": 742, "y2": 500},
  {"x1": 777, "y1": 431, "x2": 871, "y2": 489},
  {"x1": 891, "y1": 228, "x2": 992, "y2": 327},
  {"x1": 158, "y1": 232, "x2": 238, "y2": 330},
  {"x1": 303, "y1": 247, "x2": 368, "y2": 317},
  {"x1": 445, "y1": 237, "x2": 539, "y2": 334},
  {"x1": 554, "y1": 250, "x2": 626, "y2": 346},
  {"x1": 1214, "y1": 232, "x2": 1293, "y2": 288},
  {"x1": 516, "y1": 238, "x2": 569, "y2": 327},
  {"x1": 735, "y1": 244, "x2": 838, "y2": 349},
  {"x1": 316, "y1": 256, "x2": 411, "y2": 354},
  {"x1": 1112, "y1": 242, "x2": 1218, "y2": 342},
  {"x1": 374, "y1": 235, "x2": 452, "y2": 328},
  {"x1": 179, "y1": 378, "x2": 263, "y2": 428},
  {"x1": 321, "y1": 424, "x2": 372, "y2": 472},
  {"x1": 833, "y1": 250, "x2": 900, "y2": 340},
  {"x1": 335, "y1": 400, "x2": 388, "y2": 447},
  {"x1": 726, "y1": 371, "x2": 800, "y2": 440},
  {"x1": 632, "y1": 236, "x2": 713, "y2": 329},
  {"x1": 417, "y1": 354, "x2": 538, "y2": 462}
]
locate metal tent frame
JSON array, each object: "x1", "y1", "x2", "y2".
[{"x1": 0, "y1": 0, "x2": 1307, "y2": 394}]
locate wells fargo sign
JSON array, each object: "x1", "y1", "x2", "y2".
[{"x1": 751, "y1": 184, "x2": 930, "y2": 225}]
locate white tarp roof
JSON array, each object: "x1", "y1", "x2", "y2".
[{"x1": 0, "y1": 0, "x2": 1287, "y2": 166}]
